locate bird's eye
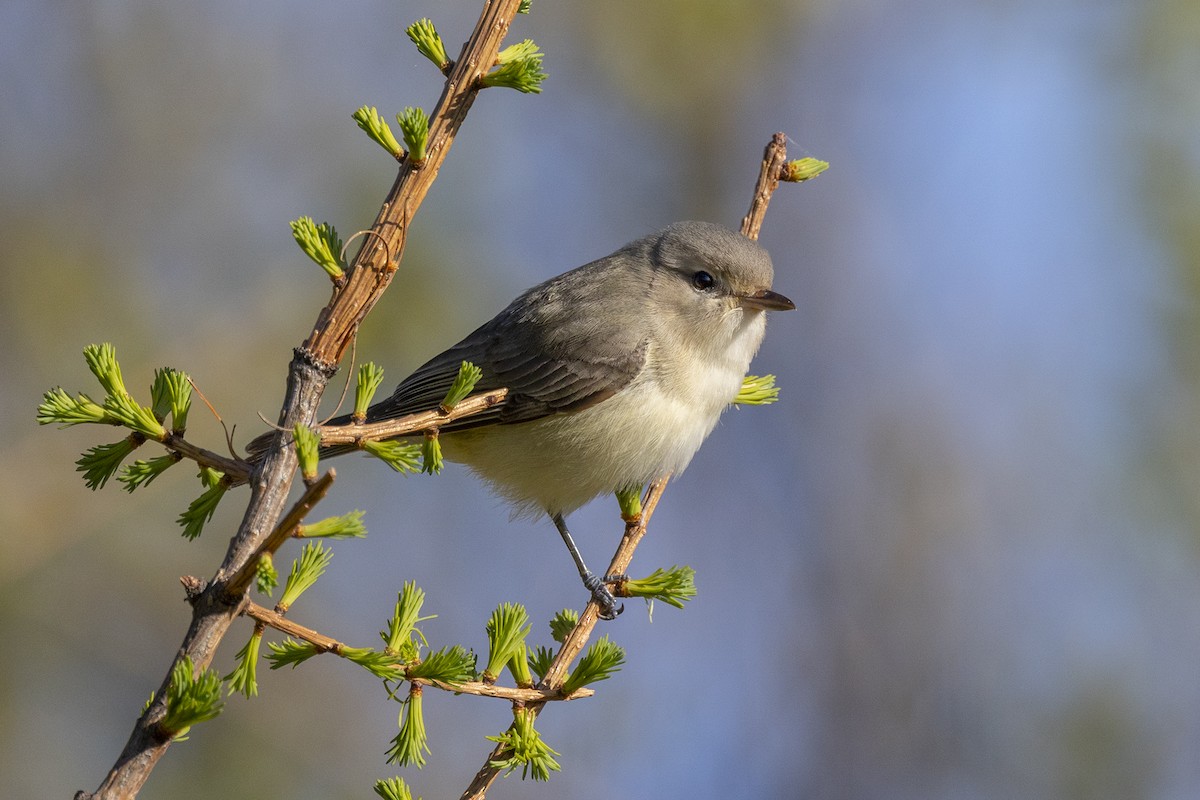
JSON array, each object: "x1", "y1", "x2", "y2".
[{"x1": 691, "y1": 270, "x2": 715, "y2": 291}]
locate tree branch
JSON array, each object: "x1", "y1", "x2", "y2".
[
  {"x1": 78, "y1": 2, "x2": 528, "y2": 797},
  {"x1": 241, "y1": 602, "x2": 595, "y2": 703},
  {"x1": 317, "y1": 388, "x2": 508, "y2": 446}
]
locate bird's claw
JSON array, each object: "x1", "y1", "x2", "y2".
[{"x1": 583, "y1": 572, "x2": 624, "y2": 620}]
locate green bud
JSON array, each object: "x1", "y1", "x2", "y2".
[{"x1": 353, "y1": 106, "x2": 405, "y2": 159}]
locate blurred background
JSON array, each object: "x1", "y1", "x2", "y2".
[{"x1": 4, "y1": 0, "x2": 1199, "y2": 798}]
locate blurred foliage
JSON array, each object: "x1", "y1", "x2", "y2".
[
  {"x1": 1134, "y1": 0, "x2": 1200, "y2": 531},
  {"x1": 7, "y1": 1, "x2": 1200, "y2": 799}
]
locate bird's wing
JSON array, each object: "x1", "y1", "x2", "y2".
[{"x1": 365, "y1": 307, "x2": 648, "y2": 431}]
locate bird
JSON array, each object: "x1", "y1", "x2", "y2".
[{"x1": 253, "y1": 220, "x2": 793, "y2": 618}]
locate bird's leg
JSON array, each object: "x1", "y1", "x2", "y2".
[{"x1": 551, "y1": 513, "x2": 624, "y2": 620}]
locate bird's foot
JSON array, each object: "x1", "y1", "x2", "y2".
[{"x1": 582, "y1": 572, "x2": 624, "y2": 620}]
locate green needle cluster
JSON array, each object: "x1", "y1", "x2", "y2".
[
  {"x1": 151, "y1": 367, "x2": 192, "y2": 432},
  {"x1": 527, "y1": 645, "x2": 556, "y2": 683},
  {"x1": 561, "y1": 635, "x2": 625, "y2": 695},
  {"x1": 363, "y1": 440, "x2": 423, "y2": 473},
  {"x1": 77, "y1": 438, "x2": 140, "y2": 490},
  {"x1": 355, "y1": 362, "x2": 386, "y2": 421},
  {"x1": 421, "y1": 433, "x2": 443, "y2": 475},
  {"x1": 290, "y1": 216, "x2": 345, "y2": 281},
  {"x1": 405, "y1": 645, "x2": 475, "y2": 683},
  {"x1": 255, "y1": 553, "x2": 279, "y2": 596},
  {"x1": 353, "y1": 106, "x2": 405, "y2": 159},
  {"x1": 381, "y1": 582, "x2": 429, "y2": 662},
  {"x1": 177, "y1": 468, "x2": 228, "y2": 540},
  {"x1": 547, "y1": 608, "x2": 578, "y2": 643},
  {"x1": 483, "y1": 603, "x2": 531, "y2": 683},
  {"x1": 734, "y1": 373, "x2": 780, "y2": 405},
  {"x1": 622, "y1": 565, "x2": 697, "y2": 609},
  {"x1": 160, "y1": 656, "x2": 224, "y2": 739},
  {"x1": 374, "y1": 776, "x2": 418, "y2": 800},
  {"x1": 277, "y1": 541, "x2": 333, "y2": 612},
  {"x1": 293, "y1": 423, "x2": 321, "y2": 481},
  {"x1": 118, "y1": 453, "x2": 181, "y2": 493},
  {"x1": 480, "y1": 42, "x2": 546, "y2": 94},
  {"x1": 265, "y1": 638, "x2": 320, "y2": 670},
  {"x1": 405, "y1": 18, "x2": 449, "y2": 71},
  {"x1": 487, "y1": 706, "x2": 561, "y2": 781},
  {"x1": 36, "y1": 387, "x2": 113, "y2": 427},
  {"x1": 782, "y1": 157, "x2": 829, "y2": 182},
  {"x1": 300, "y1": 510, "x2": 367, "y2": 540},
  {"x1": 440, "y1": 361, "x2": 483, "y2": 411},
  {"x1": 386, "y1": 685, "x2": 430, "y2": 767},
  {"x1": 397, "y1": 107, "x2": 430, "y2": 164},
  {"x1": 614, "y1": 483, "x2": 644, "y2": 519},
  {"x1": 39, "y1": 345, "x2": 197, "y2": 493},
  {"x1": 225, "y1": 630, "x2": 263, "y2": 699}
]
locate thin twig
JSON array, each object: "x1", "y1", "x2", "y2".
[
  {"x1": 223, "y1": 470, "x2": 335, "y2": 600},
  {"x1": 160, "y1": 433, "x2": 250, "y2": 482},
  {"x1": 317, "y1": 388, "x2": 508, "y2": 445},
  {"x1": 741, "y1": 131, "x2": 789, "y2": 242},
  {"x1": 241, "y1": 602, "x2": 594, "y2": 702}
]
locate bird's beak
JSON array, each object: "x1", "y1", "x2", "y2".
[{"x1": 738, "y1": 289, "x2": 795, "y2": 311}]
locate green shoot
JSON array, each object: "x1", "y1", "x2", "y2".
[
  {"x1": 483, "y1": 603, "x2": 531, "y2": 683},
  {"x1": 103, "y1": 393, "x2": 166, "y2": 439},
  {"x1": 352, "y1": 106, "x2": 405, "y2": 159},
  {"x1": 293, "y1": 423, "x2": 320, "y2": 482},
  {"x1": 177, "y1": 471, "x2": 228, "y2": 540},
  {"x1": 406, "y1": 645, "x2": 476, "y2": 684},
  {"x1": 225, "y1": 629, "x2": 263, "y2": 698},
  {"x1": 507, "y1": 641, "x2": 533, "y2": 688},
  {"x1": 397, "y1": 107, "x2": 430, "y2": 164},
  {"x1": 277, "y1": 541, "x2": 332, "y2": 612},
  {"x1": 255, "y1": 553, "x2": 279, "y2": 596},
  {"x1": 341, "y1": 646, "x2": 406, "y2": 681},
  {"x1": 265, "y1": 638, "x2": 320, "y2": 670},
  {"x1": 497, "y1": 39, "x2": 540, "y2": 65},
  {"x1": 300, "y1": 510, "x2": 366, "y2": 539},
  {"x1": 439, "y1": 361, "x2": 483, "y2": 411},
  {"x1": 561, "y1": 635, "x2": 625, "y2": 695},
  {"x1": 487, "y1": 706, "x2": 561, "y2": 781},
  {"x1": 421, "y1": 433, "x2": 443, "y2": 475},
  {"x1": 480, "y1": 45, "x2": 546, "y2": 93},
  {"x1": 83, "y1": 343, "x2": 128, "y2": 398},
  {"x1": 386, "y1": 685, "x2": 430, "y2": 768},
  {"x1": 363, "y1": 440, "x2": 423, "y2": 473},
  {"x1": 151, "y1": 367, "x2": 192, "y2": 432},
  {"x1": 160, "y1": 656, "x2": 224, "y2": 739},
  {"x1": 355, "y1": 362, "x2": 386, "y2": 421},
  {"x1": 615, "y1": 484, "x2": 643, "y2": 520},
  {"x1": 528, "y1": 645, "x2": 555, "y2": 683},
  {"x1": 622, "y1": 565, "x2": 697, "y2": 609},
  {"x1": 374, "y1": 776, "x2": 417, "y2": 800},
  {"x1": 36, "y1": 388, "x2": 114, "y2": 427},
  {"x1": 734, "y1": 374, "x2": 780, "y2": 405},
  {"x1": 382, "y1": 581, "x2": 428, "y2": 658},
  {"x1": 77, "y1": 438, "x2": 140, "y2": 490},
  {"x1": 405, "y1": 18, "x2": 449, "y2": 71},
  {"x1": 548, "y1": 609, "x2": 578, "y2": 644},
  {"x1": 782, "y1": 157, "x2": 829, "y2": 183},
  {"x1": 118, "y1": 453, "x2": 181, "y2": 492},
  {"x1": 290, "y1": 216, "x2": 345, "y2": 281}
]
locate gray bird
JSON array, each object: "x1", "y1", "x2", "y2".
[{"x1": 259, "y1": 221, "x2": 793, "y2": 618}]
